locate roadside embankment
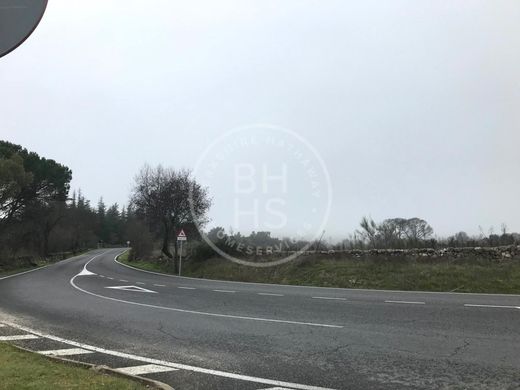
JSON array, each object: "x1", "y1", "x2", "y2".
[{"x1": 119, "y1": 245, "x2": 520, "y2": 294}]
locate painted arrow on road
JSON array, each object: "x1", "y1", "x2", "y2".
[{"x1": 105, "y1": 285, "x2": 157, "y2": 293}]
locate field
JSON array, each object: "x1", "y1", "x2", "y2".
[{"x1": 119, "y1": 252, "x2": 520, "y2": 294}]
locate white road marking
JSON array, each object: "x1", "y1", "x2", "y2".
[
  {"x1": 116, "y1": 364, "x2": 178, "y2": 376},
  {"x1": 311, "y1": 296, "x2": 346, "y2": 301},
  {"x1": 136, "y1": 282, "x2": 146, "y2": 285},
  {"x1": 259, "y1": 387, "x2": 295, "y2": 390},
  {"x1": 153, "y1": 284, "x2": 166, "y2": 287},
  {"x1": 99, "y1": 275, "x2": 105, "y2": 278},
  {"x1": 71, "y1": 255, "x2": 342, "y2": 329},
  {"x1": 105, "y1": 285, "x2": 157, "y2": 293},
  {"x1": 107, "y1": 277, "x2": 114, "y2": 280},
  {"x1": 213, "y1": 289, "x2": 236, "y2": 293},
  {"x1": 464, "y1": 304, "x2": 520, "y2": 309},
  {"x1": 385, "y1": 300, "x2": 425, "y2": 305},
  {"x1": 77, "y1": 268, "x2": 96, "y2": 277},
  {"x1": 2, "y1": 321, "x2": 337, "y2": 390},
  {"x1": 258, "y1": 293, "x2": 284, "y2": 297},
  {"x1": 39, "y1": 348, "x2": 94, "y2": 356},
  {"x1": 178, "y1": 286, "x2": 196, "y2": 290},
  {"x1": 0, "y1": 324, "x2": 5, "y2": 327},
  {"x1": 119, "y1": 279, "x2": 128, "y2": 282},
  {"x1": 0, "y1": 334, "x2": 39, "y2": 341}
]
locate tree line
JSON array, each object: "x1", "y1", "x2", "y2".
[
  {"x1": 0, "y1": 141, "x2": 133, "y2": 267},
  {"x1": 1, "y1": 140, "x2": 518, "y2": 271}
]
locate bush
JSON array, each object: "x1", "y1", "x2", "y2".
[{"x1": 126, "y1": 220, "x2": 153, "y2": 260}]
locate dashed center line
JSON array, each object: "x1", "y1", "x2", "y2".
[
  {"x1": 119, "y1": 279, "x2": 128, "y2": 282},
  {"x1": 464, "y1": 304, "x2": 520, "y2": 309},
  {"x1": 99, "y1": 275, "x2": 105, "y2": 278},
  {"x1": 312, "y1": 296, "x2": 347, "y2": 301},
  {"x1": 385, "y1": 300, "x2": 425, "y2": 305},
  {"x1": 258, "y1": 293, "x2": 284, "y2": 297},
  {"x1": 136, "y1": 282, "x2": 145, "y2": 285},
  {"x1": 153, "y1": 284, "x2": 166, "y2": 287},
  {"x1": 178, "y1": 286, "x2": 196, "y2": 290},
  {"x1": 107, "y1": 277, "x2": 114, "y2": 280},
  {"x1": 213, "y1": 289, "x2": 236, "y2": 293}
]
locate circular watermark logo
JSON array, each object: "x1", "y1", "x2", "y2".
[{"x1": 190, "y1": 124, "x2": 332, "y2": 267}]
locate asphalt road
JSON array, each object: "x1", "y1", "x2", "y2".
[{"x1": 1, "y1": 249, "x2": 519, "y2": 389}]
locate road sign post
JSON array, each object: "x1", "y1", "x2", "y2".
[{"x1": 177, "y1": 229, "x2": 187, "y2": 276}]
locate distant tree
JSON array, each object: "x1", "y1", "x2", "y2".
[
  {"x1": 357, "y1": 216, "x2": 378, "y2": 247},
  {"x1": 0, "y1": 141, "x2": 72, "y2": 220},
  {"x1": 130, "y1": 164, "x2": 211, "y2": 272},
  {"x1": 357, "y1": 216, "x2": 434, "y2": 249},
  {"x1": 0, "y1": 154, "x2": 33, "y2": 223},
  {"x1": 404, "y1": 217, "x2": 434, "y2": 246}
]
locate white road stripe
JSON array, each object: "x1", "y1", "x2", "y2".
[
  {"x1": 119, "y1": 279, "x2": 128, "y2": 282},
  {"x1": 0, "y1": 334, "x2": 39, "y2": 341},
  {"x1": 3, "y1": 320, "x2": 336, "y2": 390},
  {"x1": 464, "y1": 304, "x2": 520, "y2": 309},
  {"x1": 99, "y1": 275, "x2": 105, "y2": 278},
  {"x1": 213, "y1": 289, "x2": 236, "y2": 293},
  {"x1": 0, "y1": 324, "x2": 5, "y2": 327},
  {"x1": 312, "y1": 297, "x2": 346, "y2": 301},
  {"x1": 107, "y1": 277, "x2": 114, "y2": 280},
  {"x1": 39, "y1": 348, "x2": 94, "y2": 356},
  {"x1": 153, "y1": 284, "x2": 166, "y2": 287},
  {"x1": 385, "y1": 300, "x2": 425, "y2": 305},
  {"x1": 178, "y1": 286, "x2": 196, "y2": 290},
  {"x1": 116, "y1": 364, "x2": 177, "y2": 376},
  {"x1": 259, "y1": 387, "x2": 295, "y2": 390},
  {"x1": 258, "y1": 293, "x2": 284, "y2": 297},
  {"x1": 136, "y1": 282, "x2": 145, "y2": 285}
]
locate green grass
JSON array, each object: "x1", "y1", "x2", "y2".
[
  {"x1": 0, "y1": 343, "x2": 147, "y2": 390},
  {"x1": 120, "y1": 252, "x2": 520, "y2": 294}
]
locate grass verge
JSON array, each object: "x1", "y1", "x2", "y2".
[
  {"x1": 0, "y1": 343, "x2": 147, "y2": 390},
  {"x1": 0, "y1": 250, "x2": 90, "y2": 278},
  {"x1": 119, "y1": 252, "x2": 520, "y2": 294}
]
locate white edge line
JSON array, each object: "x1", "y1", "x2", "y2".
[
  {"x1": 113, "y1": 252, "x2": 520, "y2": 297},
  {"x1": 39, "y1": 348, "x2": 94, "y2": 356},
  {"x1": 0, "y1": 334, "x2": 39, "y2": 340},
  {"x1": 464, "y1": 304, "x2": 520, "y2": 309},
  {"x1": 385, "y1": 300, "x2": 425, "y2": 305},
  {"x1": 70, "y1": 254, "x2": 342, "y2": 329},
  {"x1": 0, "y1": 320, "x2": 337, "y2": 390}
]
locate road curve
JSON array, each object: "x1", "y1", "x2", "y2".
[{"x1": 1, "y1": 249, "x2": 519, "y2": 389}]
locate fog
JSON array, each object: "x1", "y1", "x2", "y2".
[{"x1": 1, "y1": 0, "x2": 519, "y2": 239}]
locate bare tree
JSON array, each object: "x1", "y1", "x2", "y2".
[
  {"x1": 404, "y1": 217, "x2": 434, "y2": 245},
  {"x1": 130, "y1": 165, "x2": 211, "y2": 272}
]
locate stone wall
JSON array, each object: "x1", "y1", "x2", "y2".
[{"x1": 278, "y1": 245, "x2": 520, "y2": 261}]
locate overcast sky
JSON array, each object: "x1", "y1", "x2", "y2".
[{"x1": 1, "y1": 0, "x2": 519, "y2": 240}]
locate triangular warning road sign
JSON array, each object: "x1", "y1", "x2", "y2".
[
  {"x1": 105, "y1": 285, "x2": 157, "y2": 293},
  {"x1": 177, "y1": 229, "x2": 186, "y2": 238}
]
